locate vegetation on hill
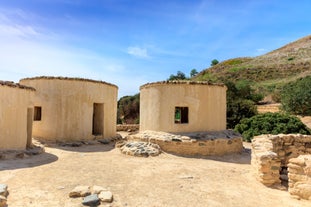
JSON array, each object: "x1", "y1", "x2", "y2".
[
  {"x1": 168, "y1": 69, "x2": 198, "y2": 80},
  {"x1": 234, "y1": 113, "x2": 311, "y2": 142},
  {"x1": 193, "y1": 35, "x2": 311, "y2": 98},
  {"x1": 117, "y1": 94, "x2": 140, "y2": 124},
  {"x1": 281, "y1": 76, "x2": 311, "y2": 116}
]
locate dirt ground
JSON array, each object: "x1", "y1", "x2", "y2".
[{"x1": 0, "y1": 137, "x2": 310, "y2": 207}]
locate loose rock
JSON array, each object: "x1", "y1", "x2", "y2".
[
  {"x1": 0, "y1": 184, "x2": 8, "y2": 197},
  {"x1": 98, "y1": 191, "x2": 113, "y2": 203},
  {"x1": 82, "y1": 194, "x2": 100, "y2": 206},
  {"x1": 92, "y1": 185, "x2": 107, "y2": 194},
  {"x1": 69, "y1": 185, "x2": 91, "y2": 198},
  {"x1": 0, "y1": 195, "x2": 7, "y2": 207}
]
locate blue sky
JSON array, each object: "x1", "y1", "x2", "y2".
[{"x1": 0, "y1": 0, "x2": 311, "y2": 97}]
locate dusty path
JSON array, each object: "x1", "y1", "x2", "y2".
[{"x1": 0, "y1": 141, "x2": 310, "y2": 207}]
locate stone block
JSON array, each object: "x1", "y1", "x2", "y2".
[
  {"x1": 290, "y1": 183, "x2": 311, "y2": 200},
  {"x1": 290, "y1": 157, "x2": 306, "y2": 166},
  {"x1": 98, "y1": 191, "x2": 113, "y2": 203}
]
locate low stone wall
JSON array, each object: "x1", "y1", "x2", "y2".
[
  {"x1": 288, "y1": 155, "x2": 311, "y2": 200},
  {"x1": 116, "y1": 124, "x2": 139, "y2": 132},
  {"x1": 126, "y1": 130, "x2": 243, "y2": 156},
  {"x1": 251, "y1": 134, "x2": 311, "y2": 186}
]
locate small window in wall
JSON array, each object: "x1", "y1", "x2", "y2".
[
  {"x1": 34, "y1": 106, "x2": 42, "y2": 121},
  {"x1": 175, "y1": 107, "x2": 189, "y2": 124}
]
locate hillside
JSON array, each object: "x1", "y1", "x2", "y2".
[{"x1": 193, "y1": 35, "x2": 311, "y2": 94}]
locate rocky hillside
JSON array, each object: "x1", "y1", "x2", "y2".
[{"x1": 193, "y1": 35, "x2": 311, "y2": 94}]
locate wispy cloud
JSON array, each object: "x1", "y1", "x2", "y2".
[
  {"x1": 127, "y1": 46, "x2": 150, "y2": 59},
  {"x1": 0, "y1": 24, "x2": 40, "y2": 37}
]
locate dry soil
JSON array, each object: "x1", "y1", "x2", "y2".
[{"x1": 0, "y1": 138, "x2": 310, "y2": 207}]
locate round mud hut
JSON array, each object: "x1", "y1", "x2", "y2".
[
  {"x1": 20, "y1": 77, "x2": 118, "y2": 142},
  {"x1": 139, "y1": 81, "x2": 227, "y2": 133},
  {"x1": 0, "y1": 81, "x2": 35, "y2": 150}
]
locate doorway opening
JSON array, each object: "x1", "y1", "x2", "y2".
[
  {"x1": 27, "y1": 107, "x2": 33, "y2": 148},
  {"x1": 92, "y1": 103, "x2": 104, "y2": 135}
]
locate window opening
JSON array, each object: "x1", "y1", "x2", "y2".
[
  {"x1": 175, "y1": 107, "x2": 188, "y2": 124},
  {"x1": 34, "y1": 106, "x2": 42, "y2": 121}
]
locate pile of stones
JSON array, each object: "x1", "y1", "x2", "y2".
[
  {"x1": 0, "y1": 184, "x2": 8, "y2": 207},
  {"x1": 69, "y1": 185, "x2": 113, "y2": 206},
  {"x1": 0, "y1": 145, "x2": 44, "y2": 160},
  {"x1": 117, "y1": 141, "x2": 161, "y2": 157}
]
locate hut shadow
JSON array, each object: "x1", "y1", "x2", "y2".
[
  {"x1": 47, "y1": 142, "x2": 116, "y2": 153},
  {"x1": 0, "y1": 152, "x2": 58, "y2": 171},
  {"x1": 165, "y1": 147, "x2": 251, "y2": 165}
]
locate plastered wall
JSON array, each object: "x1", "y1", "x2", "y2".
[
  {"x1": 0, "y1": 84, "x2": 34, "y2": 150},
  {"x1": 140, "y1": 82, "x2": 227, "y2": 133},
  {"x1": 20, "y1": 77, "x2": 118, "y2": 141}
]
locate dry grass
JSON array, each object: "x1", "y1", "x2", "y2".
[{"x1": 194, "y1": 34, "x2": 311, "y2": 94}]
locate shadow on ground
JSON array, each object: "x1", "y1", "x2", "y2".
[
  {"x1": 164, "y1": 147, "x2": 251, "y2": 165},
  {"x1": 0, "y1": 152, "x2": 58, "y2": 171},
  {"x1": 47, "y1": 142, "x2": 116, "y2": 153}
]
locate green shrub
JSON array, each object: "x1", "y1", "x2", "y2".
[
  {"x1": 281, "y1": 76, "x2": 311, "y2": 115},
  {"x1": 234, "y1": 112, "x2": 311, "y2": 142},
  {"x1": 227, "y1": 99, "x2": 258, "y2": 129},
  {"x1": 211, "y1": 59, "x2": 219, "y2": 66},
  {"x1": 225, "y1": 80, "x2": 263, "y2": 129}
]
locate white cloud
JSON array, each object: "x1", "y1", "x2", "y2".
[
  {"x1": 0, "y1": 24, "x2": 40, "y2": 37},
  {"x1": 127, "y1": 46, "x2": 150, "y2": 58}
]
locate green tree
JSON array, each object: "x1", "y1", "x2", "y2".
[
  {"x1": 117, "y1": 93, "x2": 140, "y2": 124},
  {"x1": 225, "y1": 80, "x2": 263, "y2": 129},
  {"x1": 168, "y1": 71, "x2": 187, "y2": 80},
  {"x1": 234, "y1": 113, "x2": 311, "y2": 142},
  {"x1": 211, "y1": 59, "x2": 219, "y2": 66},
  {"x1": 190, "y1": 69, "x2": 198, "y2": 77},
  {"x1": 281, "y1": 76, "x2": 311, "y2": 116}
]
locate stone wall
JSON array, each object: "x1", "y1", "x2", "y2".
[
  {"x1": 251, "y1": 134, "x2": 311, "y2": 186},
  {"x1": 116, "y1": 124, "x2": 139, "y2": 132},
  {"x1": 127, "y1": 130, "x2": 243, "y2": 156},
  {"x1": 288, "y1": 155, "x2": 311, "y2": 200}
]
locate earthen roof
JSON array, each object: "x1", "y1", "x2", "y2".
[
  {"x1": 20, "y1": 76, "x2": 118, "y2": 88},
  {"x1": 0, "y1": 80, "x2": 36, "y2": 91},
  {"x1": 140, "y1": 80, "x2": 225, "y2": 90}
]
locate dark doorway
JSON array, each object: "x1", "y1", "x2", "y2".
[{"x1": 92, "y1": 103, "x2": 104, "y2": 135}]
